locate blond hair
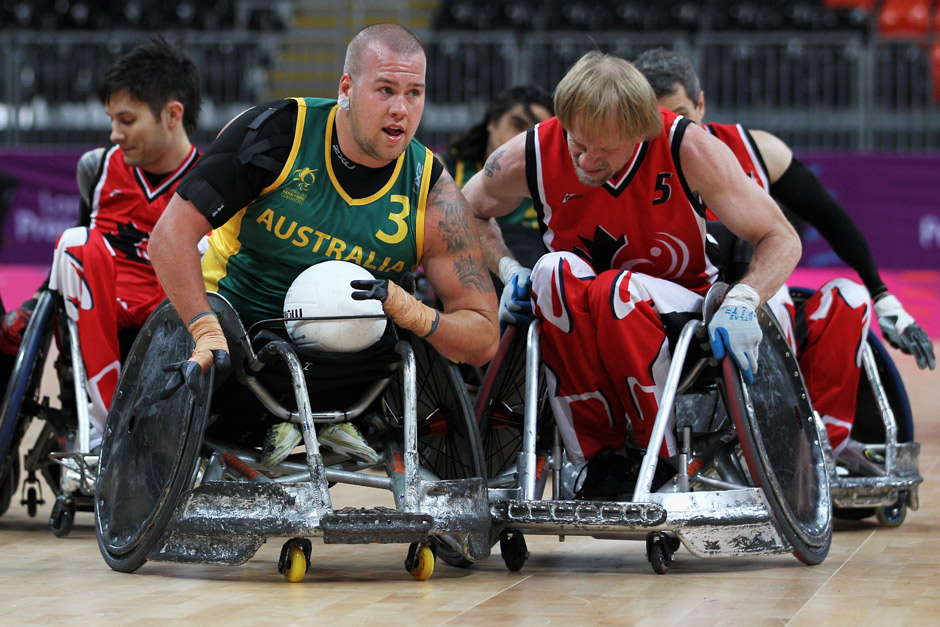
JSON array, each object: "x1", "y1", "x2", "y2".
[{"x1": 554, "y1": 51, "x2": 662, "y2": 142}]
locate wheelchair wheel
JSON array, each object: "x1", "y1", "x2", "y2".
[
  {"x1": 95, "y1": 301, "x2": 214, "y2": 573},
  {"x1": 0, "y1": 291, "x2": 57, "y2": 517},
  {"x1": 384, "y1": 334, "x2": 484, "y2": 481},
  {"x1": 383, "y1": 334, "x2": 484, "y2": 569},
  {"x1": 0, "y1": 454, "x2": 19, "y2": 516},
  {"x1": 723, "y1": 307, "x2": 832, "y2": 565},
  {"x1": 475, "y1": 325, "x2": 552, "y2": 480}
]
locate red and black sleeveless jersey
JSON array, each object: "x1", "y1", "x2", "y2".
[
  {"x1": 705, "y1": 122, "x2": 770, "y2": 191},
  {"x1": 526, "y1": 109, "x2": 718, "y2": 295},
  {"x1": 88, "y1": 145, "x2": 199, "y2": 265}
]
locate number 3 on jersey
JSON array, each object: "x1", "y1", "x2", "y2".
[{"x1": 376, "y1": 194, "x2": 409, "y2": 244}]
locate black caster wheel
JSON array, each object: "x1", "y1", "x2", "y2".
[
  {"x1": 499, "y1": 530, "x2": 529, "y2": 572},
  {"x1": 49, "y1": 496, "x2": 76, "y2": 538},
  {"x1": 278, "y1": 537, "x2": 313, "y2": 583},
  {"x1": 23, "y1": 486, "x2": 39, "y2": 518},
  {"x1": 876, "y1": 500, "x2": 906, "y2": 528},
  {"x1": 647, "y1": 533, "x2": 674, "y2": 575}
]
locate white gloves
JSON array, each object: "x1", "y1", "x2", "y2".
[
  {"x1": 708, "y1": 283, "x2": 763, "y2": 384},
  {"x1": 874, "y1": 294, "x2": 935, "y2": 370},
  {"x1": 498, "y1": 257, "x2": 533, "y2": 327}
]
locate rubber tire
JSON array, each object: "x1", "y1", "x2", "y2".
[
  {"x1": 50, "y1": 497, "x2": 76, "y2": 538},
  {"x1": 0, "y1": 454, "x2": 19, "y2": 517},
  {"x1": 384, "y1": 334, "x2": 485, "y2": 481},
  {"x1": 433, "y1": 537, "x2": 473, "y2": 569},
  {"x1": 876, "y1": 501, "x2": 906, "y2": 528},
  {"x1": 475, "y1": 325, "x2": 552, "y2": 481},
  {"x1": 0, "y1": 292, "x2": 55, "y2": 513},
  {"x1": 649, "y1": 540, "x2": 671, "y2": 575},
  {"x1": 722, "y1": 310, "x2": 832, "y2": 566},
  {"x1": 499, "y1": 530, "x2": 529, "y2": 572},
  {"x1": 95, "y1": 301, "x2": 214, "y2": 573},
  {"x1": 25, "y1": 486, "x2": 38, "y2": 518}
]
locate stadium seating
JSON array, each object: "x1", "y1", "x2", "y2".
[
  {"x1": 0, "y1": 0, "x2": 287, "y2": 31},
  {"x1": 433, "y1": 0, "x2": 875, "y2": 33}
]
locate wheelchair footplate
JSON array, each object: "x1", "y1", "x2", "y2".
[
  {"x1": 321, "y1": 507, "x2": 432, "y2": 544},
  {"x1": 830, "y1": 441, "x2": 922, "y2": 510},
  {"x1": 491, "y1": 498, "x2": 666, "y2": 530},
  {"x1": 491, "y1": 489, "x2": 791, "y2": 558}
]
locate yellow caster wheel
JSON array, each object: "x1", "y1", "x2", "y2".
[
  {"x1": 278, "y1": 538, "x2": 312, "y2": 583},
  {"x1": 284, "y1": 547, "x2": 307, "y2": 583},
  {"x1": 406, "y1": 543, "x2": 435, "y2": 581}
]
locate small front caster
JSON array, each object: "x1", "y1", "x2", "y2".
[
  {"x1": 500, "y1": 530, "x2": 529, "y2": 572},
  {"x1": 405, "y1": 542, "x2": 435, "y2": 581},
  {"x1": 876, "y1": 500, "x2": 906, "y2": 528},
  {"x1": 647, "y1": 532, "x2": 675, "y2": 575},
  {"x1": 49, "y1": 496, "x2": 76, "y2": 538},
  {"x1": 278, "y1": 537, "x2": 312, "y2": 583},
  {"x1": 22, "y1": 484, "x2": 42, "y2": 518}
]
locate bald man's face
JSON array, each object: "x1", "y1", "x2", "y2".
[{"x1": 340, "y1": 42, "x2": 426, "y2": 167}]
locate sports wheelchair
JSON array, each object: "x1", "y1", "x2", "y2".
[
  {"x1": 93, "y1": 292, "x2": 491, "y2": 582},
  {"x1": 788, "y1": 288, "x2": 921, "y2": 527},
  {"x1": 475, "y1": 283, "x2": 833, "y2": 574},
  {"x1": 0, "y1": 289, "x2": 117, "y2": 536}
]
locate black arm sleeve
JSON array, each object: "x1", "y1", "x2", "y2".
[
  {"x1": 770, "y1": 157, "x2": 887, "y2": 299},
  {"x1": 175, "y1": 100, "x2": 297, "y2": 229}
]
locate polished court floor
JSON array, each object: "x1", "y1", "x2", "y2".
[{"x1": 0, "y1": 342, "x2": 937, "y2": 626}]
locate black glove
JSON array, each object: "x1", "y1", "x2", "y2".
[
  {"x1": 351, "y1": 279, "x2": 389, "y2": 302},
  {"x1": 159, "y1": 349, "x2": 230, "y2": 404}
]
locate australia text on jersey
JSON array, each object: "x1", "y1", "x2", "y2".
[{"x1": 255, "y1": 207, "x2": 409, "y2": 275}]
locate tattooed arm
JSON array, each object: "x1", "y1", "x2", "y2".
[
  {"x1": 462, "y1": 131, "x2": 532, "y2": 275},
  {"x1": 420, "y1": 169, "x2": 499, "y2": 365}
]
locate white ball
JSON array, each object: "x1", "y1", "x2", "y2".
[{"x1": 283, "y1": 261, "x2": 387, "y2": 352}]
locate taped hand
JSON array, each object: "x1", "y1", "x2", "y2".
[
  {"x1": 351, "y1": 278, "x2": 439, "y2": 338},
  {"x1": 707, "y1": 283, "x2": 762, "y2": 384},
  {"x1": 160, "y1": 312, "x2": 231, "y2": 403},
  {"x1": 874, "y1": 294, "x2": 935, "y2": 370},
  {"x1": 498, "y1": 257, "x2": 533, "y2": 327}
]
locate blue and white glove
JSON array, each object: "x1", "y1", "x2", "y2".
[
  {"x1": 707, "y1": 283, "x2": 762, "y2": 384},
  {"x1": 498, "y1": 256, "x2": 533, "y2": 327},
  {"x1": 874, "y1": 293, "x2": 935, "y2": 370}
]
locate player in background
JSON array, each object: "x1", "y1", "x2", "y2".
[
  {"x1": 634, "y1": 47, "x2": 935, "y2": 475},
  {"x1": 1, "y1": 36, "x2": 201, "y2": 440}
]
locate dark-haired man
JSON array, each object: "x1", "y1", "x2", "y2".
[{"x1": 1, "y1": 36, "x2": 201, "y2": 437}]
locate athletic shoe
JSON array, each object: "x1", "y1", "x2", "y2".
[
  {"x1": 318, "y1": 423, "x2": 379, "y2": 464},
  {"x1": 836, "y1": 438, "x2": 886, "y2": 477},
  {"x1": 261, "y1": 422, "x2": 303, "y2": 468}
]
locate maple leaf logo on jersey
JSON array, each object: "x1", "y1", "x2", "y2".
[
  {"x1": 105, "y1": 221, "x2": 150, "y2": 264},
  {"x1": 574, "y1": 225, "x2": 628, "y2": 272}
]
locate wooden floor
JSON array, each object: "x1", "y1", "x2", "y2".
[{"x1": 1, "y1": 343, "x2": 938, "y2": 626}]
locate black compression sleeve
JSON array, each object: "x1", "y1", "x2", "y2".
[
  {"x1": 175, "y1": 100, "x2": 296, "y2": 228},
  {"x1": 770, "y1": 157, "x2": 887, "y2": 299}
]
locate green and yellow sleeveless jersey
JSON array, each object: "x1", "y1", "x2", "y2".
[{"x1": 203, "y1": 97, "x2": 435, "y2": 326}]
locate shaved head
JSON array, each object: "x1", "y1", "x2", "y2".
[{"x1": 343, "y1": 23, "x2": 424, "y2": 78}]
